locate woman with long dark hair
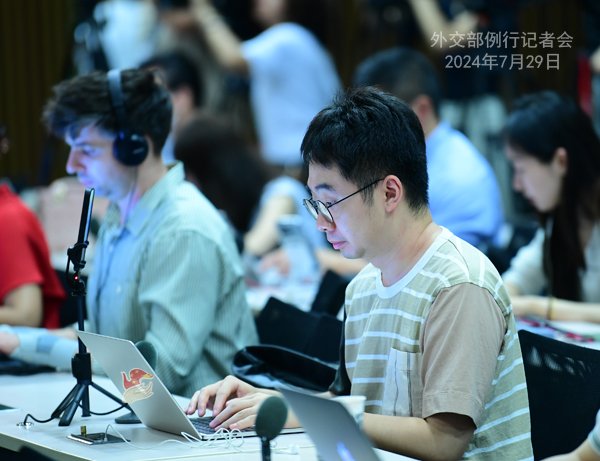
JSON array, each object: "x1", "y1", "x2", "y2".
[{"x1": 502, "y1": 91, "x2": 600, "y2": 321}]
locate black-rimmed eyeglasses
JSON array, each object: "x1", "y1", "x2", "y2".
[{"x1": 303, "y1": 178, "x2": 384, "y2": 223}]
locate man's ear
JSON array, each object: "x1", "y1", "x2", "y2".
[
  {"x1": 553, "y1": 147, "x2": 568, "y2": 177},
  {"x1": 382, "y1": 175, "x2": 402, "y2": 212}
]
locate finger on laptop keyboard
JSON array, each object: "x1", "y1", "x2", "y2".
[
  {"x1": 213, "y1": 404, "x2": 257, "y2": 430},
  {"x1": 185, "y1": 380, "x2": 223, "y2": 415},
  {"x1": 212, "y1": 376, "x2": 256, "y2": 416},
  {"x1": 212, "y1": 393, "x2": 268, "y2": 430}
]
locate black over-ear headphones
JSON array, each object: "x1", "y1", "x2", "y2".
[{"x1": 107, "y1": 69, "x2": 149, "y2": 166}]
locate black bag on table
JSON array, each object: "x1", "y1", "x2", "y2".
[{"x1": 232, "y1": 345, "x2": 337, "y2": 393}]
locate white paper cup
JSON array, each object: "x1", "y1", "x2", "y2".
[{"x1": 332, "y1": 395, "x2": 366, "y2": 428}]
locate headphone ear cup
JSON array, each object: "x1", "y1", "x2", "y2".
[{"x1": 113, "y1": 134, "x2": 149, "y2": 166}]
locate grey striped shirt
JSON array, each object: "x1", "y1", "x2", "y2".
[
  {"x1": 333, "y1": 228, "x2": 533, "y2": 460},
  {"x1": 86, "y1": 162, "x2": 258, "y2": 396}
]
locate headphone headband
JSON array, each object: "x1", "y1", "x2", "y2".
[{"x1": 107, "y1": 69, "x2": 129, "y2": 140}]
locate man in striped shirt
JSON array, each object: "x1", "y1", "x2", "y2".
[
  {"x1": 186, "y1": 87, "x2": 532, "y2": 460},
  {"x1": 0, "y1": 69, "x2": 258, "y2": 397}
]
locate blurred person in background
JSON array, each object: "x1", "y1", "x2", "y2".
[
  {"x1": 354, "y1": 46, "x2": 504, "y2": 248},
  {"x1": 174, "y1": 111, "x2": 326, "y2": 259},
  {"x1": 0, "y1": 122, "x2": 66, "y2": 328},
  {"x1": 90, "y1": 0, "x2": 163, "y2": 70},
  {"x1": 502, "y1": 91, "x2": 600, "y2": 322},
  {"x1": 190, "y1": 0, "x2": 341, "y2": 174},
  {"x1": 141, "y1": 50, "x2": 204, "y2": 164},
  {"x1": 404, "y1": 0, "x2": 517, "y2": 150}
]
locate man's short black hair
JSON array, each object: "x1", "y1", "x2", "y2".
[
  {"x1": 301, "y1": 86, "x2": 429, "y2": 213},
  {"x1": 42, "y1": 69, "x2": 172, "y2": 155},
  {"x1": 353, "y1": 47, "x2": 443, "y2": 117},
  {"x1": 140, "y1": 51, "x2": 203, "y2": 107}
]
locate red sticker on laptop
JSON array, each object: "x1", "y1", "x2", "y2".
[{"x1": 121, "y1": 368, "x2": 154, "y2": 404}]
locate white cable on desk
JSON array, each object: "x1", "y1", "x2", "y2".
[
  {"x1": 104, "y1": 424, "x2": 244, "y2": 450},
  {"x1": 104, "y1": 424, "x2": 302, "y2": 455}
]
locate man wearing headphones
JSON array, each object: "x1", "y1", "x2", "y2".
[{"x1": 0, "y1": 69, "x2": 258, "y2": 397}]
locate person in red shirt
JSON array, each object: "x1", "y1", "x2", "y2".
[{"x1": 0, "y1": 123, "x2": 65, "y2": 329}]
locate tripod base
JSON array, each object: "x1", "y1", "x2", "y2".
[
  {"x1": 58, "y1": 382, "x2": 89, "y2": 426},
  {"x1": 56, "y1": 380, "x2": 126, "y2": 426},
  {"x1": 54, "y1": 353, "x2": 127, "y2": 427}
]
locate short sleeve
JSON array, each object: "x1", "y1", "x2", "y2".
[{"x1": 420, "y1": 283, "x2": 506, "y2": 427}]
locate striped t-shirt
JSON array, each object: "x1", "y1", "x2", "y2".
[{"x1": 330, "y1": 228, "x2": 533, "y2": 460}]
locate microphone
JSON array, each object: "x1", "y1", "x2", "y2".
[
  {"x1": 255, "y1": 396, "x2": 288, "y2": 461},
  {"x1": 67, "y1": 188, "x2": 94, "y2": 280},
  {"x1": 115, "y1": 340, "x2": 158, "y2": 424},
  {"x1": 135, "y1": 340, "x2": 157, "y2": 369}
]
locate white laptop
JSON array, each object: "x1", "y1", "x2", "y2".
[
  {"x1": 77, "y1": 331, "x2": 302, "y2": 440},
  {"x1": 281, "y1": 388, "x2": 382, "y2": 461}
]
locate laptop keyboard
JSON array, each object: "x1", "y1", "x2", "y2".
[
  {"x1": 190, "y1": 417, "x2": 256, "y2": 436},
  {"x1": 190, "y1": 417, "x2": 217, "y2": 435}
]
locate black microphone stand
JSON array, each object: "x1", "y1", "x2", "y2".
[
  {"x1": 52, "y1": 188, "x2": 129, "y2": 426},
  {"x1": 261, "y1": 436, "x2": 272, "y2": 461}
]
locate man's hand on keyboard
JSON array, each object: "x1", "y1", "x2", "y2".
[
  {"x1": 213, "y1": 392, "x2": 274, "y2": 431},
  {"x1": 185, "y1": 375, "x2": 274, "y2": 430}
]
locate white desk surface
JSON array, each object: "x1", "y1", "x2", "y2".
[
  {"x1": 0, "y1": 372, "x2": 413, "y2": 461},
  {"x1": 517, "y1": 318, "x2": 600, "y2": 350}
]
